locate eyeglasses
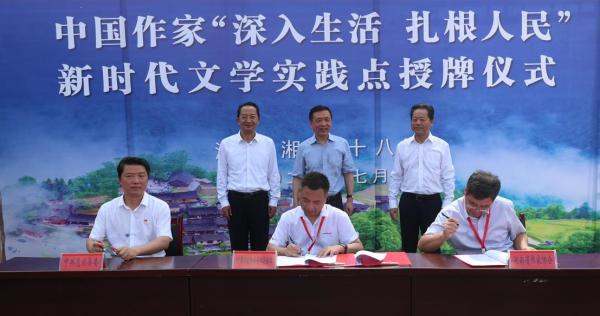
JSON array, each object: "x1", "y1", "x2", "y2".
[{"x1": 464, "y1": 197, "x2": 492, "y2": 213}]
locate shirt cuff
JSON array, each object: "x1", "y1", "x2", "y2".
[
  {"x1": 219, "y1": 199, "x2": 230, "y2": 208},
  {"x1": 389, "y1": 197, "x2": 398, "y2": 208},
  {"x1": 89, "y1": 234, "x2": 103, "y2": 241},
  {"x1": 269, "y1": 198, "x2": 278, "y2": 207}
]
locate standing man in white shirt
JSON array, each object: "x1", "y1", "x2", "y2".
[
  {"x1": 217, "y1": 101, "x2": 280, "y2": 251},
  {"x1": 87, "y1": 157, "x2": 172, "y2": 259},
  {"x1": 388, "y1": 104, "x2": 455, "y2": 252}
]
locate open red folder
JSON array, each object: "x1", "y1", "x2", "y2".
[{"x1": 336, "y1": 251, "x2": 412, "y2": 267}]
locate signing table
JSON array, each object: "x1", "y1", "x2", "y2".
[{"x1": 1, "y1": 254, "x2": 599, "y2": 316}]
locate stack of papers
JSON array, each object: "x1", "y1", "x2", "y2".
[
  {"x1": 276, "y1": 251, "x2": 412, "y2": 268},
  {"x1": 276, "y1": 255, "x2": 339, "y2": 267},
  {"x1": 454, "y1": 250, "x2": 509, "y2": 267}
]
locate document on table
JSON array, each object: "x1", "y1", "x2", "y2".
[
  {"x1": 276, "y1": 255, "x2": 338, "y2": 267},
  {"x1": 454, "y1": 250, "x2": 509, "y2": 267}
]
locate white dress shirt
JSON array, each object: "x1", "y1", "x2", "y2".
[
  {"x1": 424, "y1": 196, "x2": 526, "y2": 254},
  {"x1": 269, "y1": 204, "x2": 359, "y2": 255},
  {"x1": 89, "y1": 193, "x2": 172, "y2": 257},
  {"x1": 217, "y1": 132, "x2": 281, "y2": 208},
  {"x1": 388, "y1": 133, "x2": 455, "y2": 207}
]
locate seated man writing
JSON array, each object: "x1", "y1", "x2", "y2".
[
  {"x1": 267, "y1": 172, "x2": 363, "y2": 257},
  {"x1": 86, "y1": 156, "x2": 172, "y2": 260},
  {"x1": 418, "y1": 170, "x2": 535, "y2": 254}
]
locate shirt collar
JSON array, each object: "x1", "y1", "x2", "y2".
[
  {"x1": 299, "y1": 204, "x2": 331, "y2": 222},
  {"x1": 236, "y1": 131, "x2": 258, "y2": 143},
  {"x1": 118, "y1": 192, "x2": 149, "y2": 212},
  {"x1": 309, "y1": 134, "x2": 333, "y2": 144},
  {"x1": 410, "y1": 132, "x2": 433, "y2": 144}
]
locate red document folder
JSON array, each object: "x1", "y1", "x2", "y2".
[{"x1": 336, "y1": 251, "x2": 412, "y2": 267}]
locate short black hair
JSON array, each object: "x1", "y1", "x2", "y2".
[
  {"x1": 237, "y1": 101, "x2": 260, "y2": 118},
  {"x1": 309, "y1": 105, "x2": 332, "y2": 121},
  {"x1": 465, "y1": 170, "x2": 501, "y2": 200},
  {"x1": 301, "y1": 172, "x2": 330, "y2": 193},
  {"x1": 117, "y1": 156, "x2": 151, "y2": 179},
  {"x1": 410, "y1": 103, "x2": 435, "y2": 121}
]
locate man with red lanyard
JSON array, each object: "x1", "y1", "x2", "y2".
[
  {"x1": 267, "y1": 172, "x2": 363, "y2": 257},
  {"x1": 418, "y1": 170, "x2": 534, "y2": 254}
]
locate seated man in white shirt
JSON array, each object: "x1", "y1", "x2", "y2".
[
  {"x1": 418, "y1": 170, "x2": 535, "y2": 254},
  {"x1": 267, "y1": 172, "x2": 363, "y2": 257},
  {"x1": 86, "y1": 157, "x2": 172, "y2": 260}
]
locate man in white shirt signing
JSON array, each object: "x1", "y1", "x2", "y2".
[
  {"x1": 418, "y1": 170, "x2": 534, "y2": 254},
  {"x1": 267, "y1": 172, "x2": 363, "y2": 257}
]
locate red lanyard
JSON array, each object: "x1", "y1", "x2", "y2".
[
  {"x1": 300, "y1": 216, "x2": 326, "y2": 252},
  {"x1": 466, "y1": 203, "x2": 492, "y2": 253}
]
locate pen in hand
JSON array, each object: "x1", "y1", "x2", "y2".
[
  {"x1": 441, "y1": 212, "x2": 459, "y2": 225},
  {"x1": 288, "y1": 238, "x2": 305, "y2": 256}
]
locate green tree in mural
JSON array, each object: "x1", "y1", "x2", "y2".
[
  {"x1": 542, "y1": 204, "x2": 568, "y2": 220},
  {"x1": 184, "y1": 165, "x2": 217, "y2": 182},
  {"x1": 351, "y1": 209, "x2": 401, "y2": 251},
  {"x1": 561, "y1": 232, "x2": 595, "y2": 253},
  {"x1": 571, "y1": 202, "x2": 592, "y2": 219},
  {"x1": 594, "y1": 228, "x2": 600, "y2": 252},
  {"x1": 17, "y1": 176, "x2": 37, "y2": 186},
  {"x1": 143, "y1": 151, "x2": 190, "y2": 181},
  {"x1": 143, "y1": 150, "x2": 216, "y2": 182},
  {"x1": 68, "y1": 162, "x2": 119, "y2": 198}
]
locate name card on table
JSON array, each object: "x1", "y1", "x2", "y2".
[
  {"x1": 232, "y1": 251, "x2": 276, "y2": 269},
  {"x1": 508, "y1": 250, "x2": 557, "y2": 269},
  {"x1": 59, "y1": 253, "x2": 105, "y2": 271}
]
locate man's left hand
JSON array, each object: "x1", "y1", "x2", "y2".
[
  {"x1": 268, "y1": 206, "x2": 277, "y2": 218},
  {"x1": 115, "y1": 246, "x2": 139, "y2": 261},
  {"x1": 317, "y1": 245, "x2": 344, "y2": 257},
  {"x1": 345, "y1": 198, "x2": 354, "y2": 216}
]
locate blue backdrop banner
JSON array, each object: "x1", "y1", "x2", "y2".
[{"x1": 0, "y1": 0, "x2": 598, "y2": 257}]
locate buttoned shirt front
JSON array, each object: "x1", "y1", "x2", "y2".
[
  {"x1": 291, "y1": 134, "x2": 355, "y2": 196},
  {"x1": 269, "y1": 204, "x2": 359, "y2": 255},
  {"x1": 424, "y1": 196, "x2": 526, "y2": 254},
  {"x1": 89, "y1": 193, "x2": 172, "y2": 257},
  {"x1": 388, "y1": 133, "x2": 455, "y2": 207},
  {"x1": 217, "y1": 132, "x2": 281, "y2": 208}
]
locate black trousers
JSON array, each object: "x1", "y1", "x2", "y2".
[
  {"x1": 227, "y1": 190, "x2": 269, "y2": 251},
  {"x1": 399, "y1": 192, "x2": 442, "y2": 253},
  {"x1": 326, "y1": 192, "x2": 344, "y2": 210}
]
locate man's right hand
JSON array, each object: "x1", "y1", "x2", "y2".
[
  {"x1": 89, "y1": 239, "x2": 105, "y2": 253},
  {"x1": 389, "y1": 208, "x2": 399, "y2": 221},
  {"x1": 442, "y1": 218, "x2": 460, "y2": 239},
  {"x1": 221, "y1": 206, "x2": 232, "y2": 220},
  {"x1": 284, "y1": 243, "x2": 302, "y2": 257}
]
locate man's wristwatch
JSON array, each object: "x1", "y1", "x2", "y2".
[
  {"x1": 339, "y1": 243, "x2": 348, "y2": 254},
  {"x1": 346, "y1": 194, "x2": 353, "y2": 199}
]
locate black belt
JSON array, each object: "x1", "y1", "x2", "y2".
[
  {"x1": 228, "y1": 190, "x2": 268, "y2": 198},
  {"x1": 327, "y1": 192, "x2": 341, "y2": 198},
  {"x1": 403, "y1": 192, "x2": 440, "y2": 201}
]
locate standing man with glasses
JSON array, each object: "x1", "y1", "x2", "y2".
[
  {"x1": 418, "y1": 170, "x2": 534, "y2": 254},
  {"x1": 388, "y1": 103, "x2": 455, "y2": 252},
  {"x1": 292, "y1": 105, "x2": 356, "y2": 215},
  {"x1": 217, "y1": 101, "x2": 281, "y2": 251}
]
